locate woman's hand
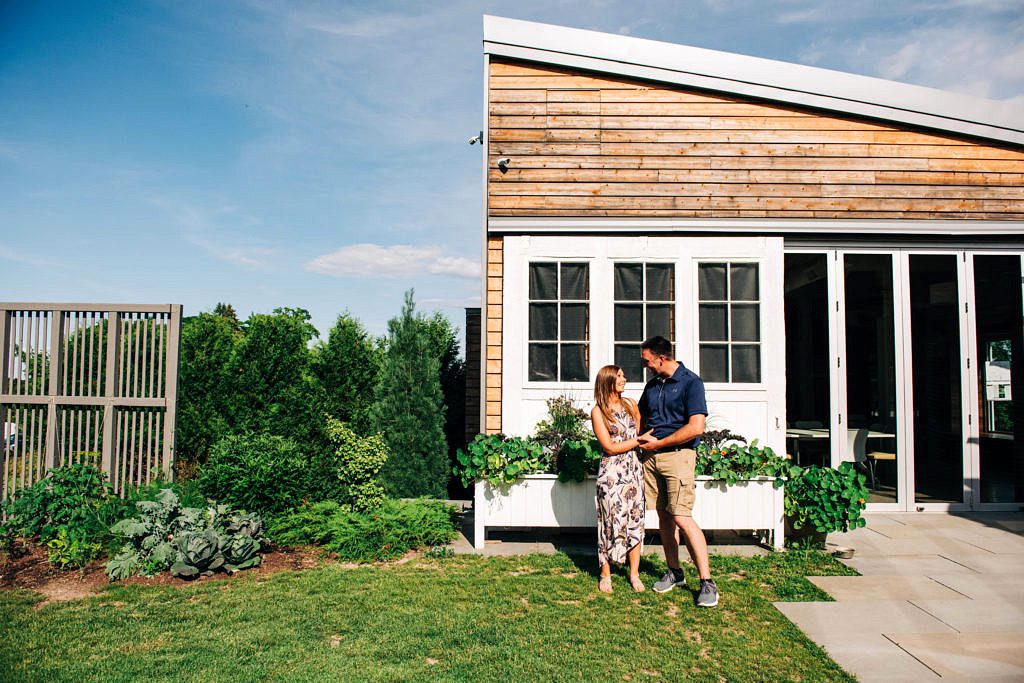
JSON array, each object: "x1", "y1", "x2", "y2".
[{"x1": 637, "y1": 430, "x2": 656, "y2": 444}]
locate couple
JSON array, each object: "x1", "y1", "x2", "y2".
[{"x1": 591, "y1": 336, "x2": 718, "y2": 608}]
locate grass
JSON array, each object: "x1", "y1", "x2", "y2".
[{"x1": 0, "y1": 550, "x2": 857, "y2": 682}]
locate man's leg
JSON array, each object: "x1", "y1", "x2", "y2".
[
  {"x1": 658, "y1": 509, "x2": 681, "y2": 570},
  {"x1": 674, "y1": 514, "x2": 711, "y2": 580}
]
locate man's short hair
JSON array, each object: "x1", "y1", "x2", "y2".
[{"x1": 641, "y1": 336, "x2": 674, "y2": 358}]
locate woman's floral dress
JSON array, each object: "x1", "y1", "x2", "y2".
[{"x1": 596, "y1": 407, "x2": 645, "y2": 567}]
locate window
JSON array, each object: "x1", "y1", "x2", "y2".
[
  {"x1": 613, "y1": 263, "x2": 674, "y2": 381},
  {"x1": 698, "y1": 262, "x2": 760, "y2": 383},
  {"x1": 528, "y1": 262, "x2": 589, "y2": 382}
]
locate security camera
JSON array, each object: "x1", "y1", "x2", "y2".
[
  {"x1": 468, "y1": 132, "x2": 483, "y2": 145},
  {"x1": 497, "y1": 157, "x2": 511, "y2": 171}
]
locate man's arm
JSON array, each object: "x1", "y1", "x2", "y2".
[{"x1": 639, "y1": 413, "x2": 705, "y2": 452}]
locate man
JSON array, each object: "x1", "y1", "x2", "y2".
[{"x1": 637, "y1": 336, "x2": 718, "y2": 607}]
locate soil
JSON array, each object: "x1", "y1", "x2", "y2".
[{"x1": 0, "y1": 544, "x2": 328, "y2": 608}]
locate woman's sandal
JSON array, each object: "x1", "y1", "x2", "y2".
[
  {"x1": 599, "y1": 575, "x2": 613, "y2": 593},
  {"x1": 629, "y1": 575, "x2": 646, "y2": 592}
]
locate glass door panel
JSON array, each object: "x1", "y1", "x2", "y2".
[
  {"x1": 909, "y1": 255, "x2": 963, "y2": 503},
  {"x1": 844, "y1": 254, "x2": 899, "y2": 504},
  {"x1": 974, "y1": 255, "x2": 1024, "y2": 503},
  {"x1": 784, "y1": 254, "x2": 831, "y2": 467}
]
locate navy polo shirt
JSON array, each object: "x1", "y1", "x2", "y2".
[{"x1": 638, "y1": 363, "x2": 709, "y2": 449}]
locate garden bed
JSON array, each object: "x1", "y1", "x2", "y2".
[{"x1": 474, "y1": 474, "x2": 785, "y2": 550}]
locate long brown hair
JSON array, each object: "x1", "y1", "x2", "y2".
[{"x1": 594, "y1": 364, "x2": 634, "y2": 429}]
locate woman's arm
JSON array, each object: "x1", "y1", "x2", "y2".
[{"x1": 592, "y1": 406, "x2": 650, "y2": 455}]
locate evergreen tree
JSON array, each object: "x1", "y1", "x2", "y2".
[
  {"x1": 313, "y1": 313, "x2": 382, "y2": 431},
  {"x1": 369, "y1": 291, "x2": 449, "y2": 498},
  {"x1": 423, "y1": 312, "x2": 467, "y2": 495}
]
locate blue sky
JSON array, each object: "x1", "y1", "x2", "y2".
[{"x1": 2, "y1": 1, "x2": 1022, "y2": 340}]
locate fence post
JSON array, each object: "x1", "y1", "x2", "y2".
[
  {"x1": 162, "y1": 305, "x2": 182, "y2": 481},
  {"x1": 101, "y1": 312, "x2": 121, "y2": 486},
  {"x1": 44, "y1": 311, "x2": 64, "y2": 470},
  {"x1": 0, "y1": 308, "x2": 9, "y2": 493}
]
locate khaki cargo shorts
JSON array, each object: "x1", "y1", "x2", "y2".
[{"x1": 643, "y1": 448, "x2": 697, "y2": 516}]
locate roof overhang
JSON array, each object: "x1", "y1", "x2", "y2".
[{"x1": 483, "y1": 16, "x2": 1024, "y2": 147}]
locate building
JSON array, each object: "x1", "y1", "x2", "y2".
[{"x1": 475, "y1": 16, "x2": 1024, "y2": 513}]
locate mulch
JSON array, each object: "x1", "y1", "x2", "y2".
[{"x1": 0, "y1": 543, "x2": 328, "y2": 607}]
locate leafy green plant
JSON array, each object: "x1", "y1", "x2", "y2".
[
  {"x1": 1, "y1": 463, "x2": 112, "y2": 544},
  {"x1": 46, "y1": 528, "x2": 102, "y2": 571},
  {"x1": 784, "y1": 462, "x2": 869, "y2": 537},
  {"x1": 268, "y1": 498, "x2": 458, "y2": 563},
  {"x1": 105, "y1": 488, "x2": 264, "y2": 580},
  {"x1": 696, "y1": 440, "x2": 796, "y2": 487},
  {"x1": 533, "y1": 395, "x2": 591, "y2": 471},
  {"x1": 556, "y1": 438, "x2": 602, "y2": 483},
  {"x1": 454, "y1": 434, "x2": 545, "y2": 487},
  {"x1": 197, "y1": 434, "x2": 308, "y2": 515}
]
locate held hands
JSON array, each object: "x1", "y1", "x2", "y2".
[{"x1": 636, "y1": 430, "x2": 658, "y2": 451}]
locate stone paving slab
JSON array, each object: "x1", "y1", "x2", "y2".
[
  {"x1": 836, "y1": 535, "x2": 994, "y2": 557},
  {"x1": 801, "y1": 631, "x2": 940, "y2": 682},
  {"x1": 807, "y1": 575, "x2": 966, "y2": 602},
  {"x1": 772, "y1": 600, "x2": 955, "y2": 637},
  {"x1": 910, "y1": 598, "x2": 1024, "y2": 633},
  {"x1": 929, "y1": 572, "x2": 1024, "y2": 600},
  {"x1": 841, "y1": 554, "x2": 980, "y2": 576},
  {"x1": 884, "y1": 632, "x2": 1024, "y2": 679},
  {"x1": 953, "y1": 530, "x2": 1024, "y2": 554},
  {"x1": 935, "y1": 551, "x2": 1024, "y2": 574}
]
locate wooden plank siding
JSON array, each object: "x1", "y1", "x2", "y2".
[
  {"x1": 487, "y1": 59, "x2": 1024, "y2": 219},
  {"x1": 485, "y1": 236, "x2": 503, "y2": 434}
]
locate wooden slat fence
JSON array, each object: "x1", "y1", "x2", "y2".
[{"x1": 0, "y1": 303, "x2": 182, "y2": 500}]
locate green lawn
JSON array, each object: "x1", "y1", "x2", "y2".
[{"x1": 1, "y1": 551, "x2": 856, "y2": 682}]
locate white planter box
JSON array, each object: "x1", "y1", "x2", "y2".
[{"x1": 473, "y1": 474, "x2": 785, "y2": 550}]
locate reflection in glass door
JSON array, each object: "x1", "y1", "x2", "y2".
[
  {"x1": 844, "y1": 254, "x2": 900, "y2": 504},
  {"x1": 973, "y1": 255, "x2": 1024, "y2": 504},
  {"x1": 909, "y1": 255, "x2": 963, "y2": 503}
]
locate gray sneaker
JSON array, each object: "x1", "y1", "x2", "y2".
[
  {"x1": 697, "y1": 579, "x2": 719, "y2": 607},
  {"x1": 652, "y1": 569, "x2": 687, "y2": 593}
]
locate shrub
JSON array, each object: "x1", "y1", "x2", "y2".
[
  {"x1": 197, "y1": 434, "x2": 308, "y2": 515},
  {"x1": 307, "y1": 419, "x2": 388, "y2": 512},
  {"x1": 268, "y1": 498, "x2": 458, "y2": 563},
  {"x1": 106, "y1": 488, "x2": 265, "y2": 580},
  {"x1": 454, "y1": 434, "x2": 545, "y2": 487},
  {"x1": 1, "y1": 463, "x2": 112, "y2": 544},
  {"x1": 46, "y1": 528, "x2": 103, "y2": 571},
  {"x1": 784, "y1": 462, "x2": 869, "y2": 536}
]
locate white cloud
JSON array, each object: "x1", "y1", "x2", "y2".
[
  {"x1": 305, "y1": 243, "x2": 480, "y2": 279},
  {"x1": 186, "y1": 235, "x2": 277, "y2": 268}
]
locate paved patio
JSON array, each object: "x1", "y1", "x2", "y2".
[{"x1": 775, "y1": 512, "x2": 1024, "y2": 682}]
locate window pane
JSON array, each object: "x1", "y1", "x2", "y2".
[
  {"x1": 529, "y1": 304, "x2": 557, "y2": 340},
  {"x1": 614, "y1": 263, "x2": 643, "y2": 301},
  {"x1": 560, "y1": 344, "x2": 588, "y2": 382},
  {"x1": 699, "y1": 304, "x2": 728, "y2": 342},
  {"x1": 731, "y1": 304, "x2": 760, "y2": 342},
  {"x1": 560, "y1": 303, "x2": 588, "y2": 341},
  {"x1": 646, "y1": 304, "x2": 673, "y2": 339},
  {"x1": 615, "y1": 304, "x2": 644, "y2": 341},
  {"x1": 529, "y1": 344, "x2": 558, "y2": 381},
  {"x1": 732, "y1": 345, "x2": 761, "y2": 383},
  {"x1": 700, "y1": 344, "x2": 729, "y2": 383},
  {"x1": 560, "y1": 263, "x2": 589, "y2": 300},
  {"x1": 529, "y1": 263, "x2": 558, "y2": 300},
  {"x1": 615, "y1": 344, "x2": 644, "y2": 383},
  {"x1": 731, "y1": 263, "x2": 759, "y2": 301},
  {"x1": 699, "y1": 263, "x2": 727, "y2": 300},
  {"x1": 646, "y1": 264, "x2": 673, "y2": 301}
]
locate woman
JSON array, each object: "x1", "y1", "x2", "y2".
[{"x1": 592, "y1": 365, "x2": 654, "y2": 593}]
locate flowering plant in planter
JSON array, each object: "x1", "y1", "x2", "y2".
[
  {"x1": 696, "y1": 439, "x2": 797, "y2": 487},
  {"x1": 454, "y1": 434, "x2": 545, "y2": 487}
]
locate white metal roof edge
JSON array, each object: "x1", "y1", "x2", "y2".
[
  {"x1": 488, "y1": 217, "x2": 1024, "y2": 237},
  {"x1": 483, "y1": 16, "x2": 1024, "y2": 147}
]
